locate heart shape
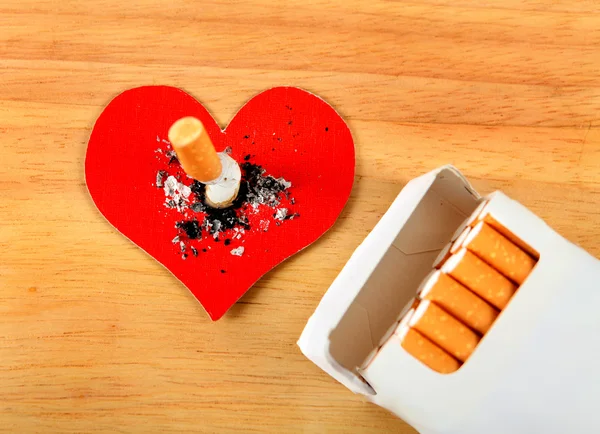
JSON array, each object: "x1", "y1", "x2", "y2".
[{"x1": 86, "y1": 86, "x2": 355, "y2": 320}]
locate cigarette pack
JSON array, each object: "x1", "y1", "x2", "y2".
[{"x1": 297, "y1": 166, "x2": 600, "y2": 434}]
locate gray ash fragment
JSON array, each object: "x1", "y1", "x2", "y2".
[
  {"x1": 166, "y1": 150, "x2": 179, "y2": 165},
  {"x1": 190, "y1": 202, "x2": 205, "y2": 212},
  {"x1": 191, "y1": 247, "x2": 198, "y2": 257},
  {"x1": 230, "y1": 246, "x2": 244, "y2": 256},
  {"x1": 179, "y1": 241, "x2": 186, "y2": 253},
  {"x1": 274, "y1": 208, "x2": 288, "y2": 221},
  {"x1": 182, "y1": 253, "x2": 188, "y2": 260},
  {"x1": 171, "y1": 235, "x2": 180, "y2": 244},
  {"x1": 156, "y1": 170, "x2": 167, "y2": 188},
  {"x1": 210, "y1": 220, "x2": 222, "y2": 234}
]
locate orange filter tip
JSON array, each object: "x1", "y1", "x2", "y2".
[
  {"x1": 442, "y1": 248, "x2": 517, "y2": 310},
  {"x1": 168, "y1": 116, "x2": 223, "y2": 183},
  {"x1": 418, "y1": 270, "x2": 499, "y2": 335},
  {"x1": 409, "y1": 300, "x2": 480, "y2": 363},
  {"x1": 396, "y1": 310, "x2": 461, "y2": 374},
  {"x1": 464, "y1": 221, "x2": 536, "y2": 285}
]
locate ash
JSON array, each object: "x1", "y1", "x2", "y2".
[
  {"x1": 230, "y1": 246, "x2": 245, "y2": 256},
  {"x1": 242, "y1": 163, "x2": 291, "y2": 210},
  {"x1": 163, "y1": 175, "x2": 191, "y2": 212},
  {"x1": 274, "y1": 208, "x2": 288, "y2": 221},
  {"x1": 154, "y1": 142, "x2": 297, "y2": 260}
]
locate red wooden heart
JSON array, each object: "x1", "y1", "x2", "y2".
[{"x1": 86, "y1": 86, "x2": 354, "y2": 320}]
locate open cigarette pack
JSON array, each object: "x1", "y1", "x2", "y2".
[{"x1": 298, "y1": 165, "x2": 600, "y2": 434}]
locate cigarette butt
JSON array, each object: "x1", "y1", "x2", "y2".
[
  {"x1": 204, "y1": 153, "x2": 242, "y2": 208},
  {"x1": 396, "y1": 309, "x2": 461, "y2": 374},
  {"x1": 417, "y1": 270, "x2": 499, "y2": 335},
  {"x1": 168, "y1": 117, "x2": 222, "y2": 183},
  {"x1": 478, "y1": 206, "x2": 540, "y2": 260},
  {"x1": 433, "y1": 243, "x2": 452, "y2": 269},
  {"x1": 464, "y1": 221, "x2": 536, "y2": 285},
  {"x1": 465, "y1": 200, "x2": 489, "y2": 227},
  {"x1": 409, "y1": 300, "x2": 480, "y2": 362},
  {"x1": 442, "y1": 248, "x2": 517, "y2": 310}
]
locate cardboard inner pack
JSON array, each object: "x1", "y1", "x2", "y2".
[
  {"x1": 298, "y1": 165, "x2": 600, "y2": 434},
  {"x1": 328, "y1": 168, "x2": 480, "y2": 375}
]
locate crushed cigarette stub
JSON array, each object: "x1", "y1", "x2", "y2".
[
  {"x1": 418, "y1": 270, "x2": 499, "y2": 335},
  {"x1": 442, "y1": 248, "x2": 517, "y2": 310},
  {"x1": 410, "y1": 300, "x2": 480, "y2": 362},
  {"x1": 204, "y1": 153, "x2": 242, "y2": 209}
]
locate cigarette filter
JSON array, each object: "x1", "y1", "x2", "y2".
[
  {"x1": 396, "y1": 308, "x2": 461, "y2": 374},
  {"x1": 464, "y1": 221, "x2": 536, "y2": 285},
  {"x1": 409, "y1": 300, "x2": 480, "y2": 362},
  {"x1": 168, "y1": 117, "x2": 222, "y2": 183},
  {"x1": 442, "y1": 248, "x2": 517, "y2": 310},
  {"x1": 418, "y1": 270, "x2": 499, "y2": 335},
  {"x1": 477, "y1": 204, "x2": 540, "y2": 260}
]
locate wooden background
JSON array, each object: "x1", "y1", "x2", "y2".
[{"x1": 1, "y1": 0, "x2": 599, "y2": 432}]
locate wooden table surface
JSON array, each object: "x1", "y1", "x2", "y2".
[{"x1": 2, "y1": 1, "x2": 600, "y2": 432}]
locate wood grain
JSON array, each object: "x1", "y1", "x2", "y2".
[{"x1": 1, "y1": 1, "x2": 599, "y2": 432}]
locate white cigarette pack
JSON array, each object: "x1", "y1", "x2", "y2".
[{"x1": 298, "y1": 165, "x2": 600, "y2": 434}]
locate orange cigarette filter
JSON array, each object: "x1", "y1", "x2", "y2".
[
  {"x1": 418, "y1": 270, "x2": 499, "y2": 335},
  {"x1": 478, "y1": 206, "x2": 540, "y2": 260},
  {"x1": 464, "y1": 221, "x2": 536, "y2": 285},
  {"x1": 442, "y1": 248, "x2": 517, "y2": 310},
  {"x1": 168, "y1": 117, "x2": 222, "y2": 183},
  {"x1": 396, "y1": 309, "x2": 461, "y2": 374},
  {"x1": 409, "y1": 300, "x2": 480, "y2": 362}
]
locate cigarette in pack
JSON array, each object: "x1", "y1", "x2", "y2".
[
  {"x1": 477, "y1": 203, "x2": 540, "y2": 260},
  {"x1": 463, "y1": 221, "x2": 536, "y2": 285},
  {"x1": 417, "y1": 270, "x2": 499, "y2": 335},
  {"x1": 442, "y1": 248, "x2": 517, "y2": 310},
  {"x1": 409, "y1": 300, "x2": 480, "y2": 363},
  {"x1": 396, "y1": 307, "x2": 461, "y2": 374}
]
